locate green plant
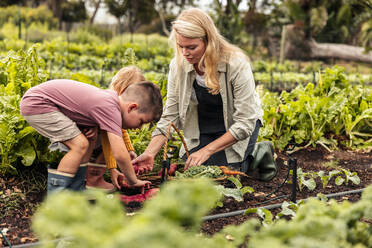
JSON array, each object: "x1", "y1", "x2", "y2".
[
  {"x1": 0, "y1": 45, "x2": 62, "y2": 175},
  {"x1": 295, "y1": 168, "x2": 317, "y2": 191},
  {"x1": 317, "y1": 170, "x2": 340, "y2": 188},
  {"x1": 245, "y1": 207, "x2": 273, "y2": 226},
  {"x1": 260, "y1": 66, "x2": 372, "y2": 151},
  {"x1": 215, "y1": 176, "x2": 254, "y2": 207},
  {"x1": 175, "y1": 165, "x2": 223, "y2": 179},
  {"x1": 335, "y1": 169, "x2": 361, "y2": 186},
  {"x1": 276, "y1": 200, "x2": 305, "y2": 219},
  {"x1": 32, "y1": 179, "x2": 372, "y2": 248}
]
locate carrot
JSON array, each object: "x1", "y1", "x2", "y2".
[{"x1": 219, "y1": 166, "x2": 248, "y2": 176}]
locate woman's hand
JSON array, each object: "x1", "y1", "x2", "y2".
[
  {"x1": 131, "y1": 153, "x2": 154, "y2": 174},
  {"x1": 184, "y1": 147, "x2": 212, "y2": 170},
  {"x1": 109, "y1": 168, "x2": 125, "y2": 189}
]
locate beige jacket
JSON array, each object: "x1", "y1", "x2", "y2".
[{"x1": 153, "y1": 55, "x2": 263, "y2": 163}]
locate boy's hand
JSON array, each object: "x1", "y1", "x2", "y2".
[
  {"x1": 131, "y1": 153, "x2": 154, "y2": 174},
  {"x1": 129, "y1": 151, "x2": 137, "y2": 160},
  {"x1": 82, "y1": 127, "x2": 98, "y2": 140},
  {"x1": 127, "y1": 179, "x2": 151, "y2": 191},
  {"x1": 109, "y1": 168, "x2": 125, "y2": 189}
]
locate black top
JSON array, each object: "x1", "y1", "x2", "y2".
[{"x1": 193, "y1": 80, "x2": 226, "y2": 134}]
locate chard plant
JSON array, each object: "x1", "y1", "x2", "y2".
[
  {"x1": 0, "y1": 45, "x2": 61, "y2": 175},
  {"x1": 214, "y1": 176, "x2": 254, "y2": 207},
  {"x1": 276, "y1": 200, "x2": 304, "y2": 219},
  {"x1": 244, "y1": 207, "x2": 273, "y2": 226},
  {"x1": 260, "y1": 66, "x2": 372, "y2": 151},
  {"x1": 295, "y1": 168, "x2": 317, "y2": 191},
  {"x1": 317, "y1": 170, "x2": 342, "y2": 188},
  {"x1": 335, "y1": 169, "x2": 361, "y2": 186},
  {"x1": 293, "y1": 168, "x2": 360, "y2": 192}
]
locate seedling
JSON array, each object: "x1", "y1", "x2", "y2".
[
  {"x1": 244, "y1": 207, "x2": 273, "y2": 226},
  {"x1": 214, "y1": 177, "x2": 254, "y2": 207}
]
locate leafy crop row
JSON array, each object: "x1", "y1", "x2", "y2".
[
  {"x1": 260, "y1": 66, "x2": 372, "y2": 151},
  {"x1": 32, "y1": 179, "x2": 372, "y2": 247},
  {"x1": 0, "y1": 45, "x2": 371, "y2": 176},
  {"x1": 0, "y1": 46, "x2": 62, "y2": 175}
]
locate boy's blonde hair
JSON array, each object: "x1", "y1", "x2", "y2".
[
  {"x1": 110, "y1": 66, "x2": 146, "y2": 95},
  {"x1": 169, "y1": 8, "x2": 248, "y2": 95}
]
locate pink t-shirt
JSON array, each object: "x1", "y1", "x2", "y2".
[{"x1": 20, "y1": 79, "x2": 122, "y2": 137}]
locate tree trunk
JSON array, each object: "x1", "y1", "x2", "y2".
[
  {"x1": 48, "y1": 0, "x2": 63, "y2": 29},
  {"x1": 154, "y1": 6, "x2": 169, "y2": 36},
  {"x1": 308, "y1": 40, "x2": 372, "y2": 64},
  {"x1": 284, "y1": 24, "x2": 372, "y2": 64},
  {"x1": 89, "y1": 0, "x2": 101, "y2": 24}
]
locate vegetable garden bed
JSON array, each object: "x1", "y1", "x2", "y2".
[{"x1": 1, "y1": 146, "x2": 371, "y2": 247}]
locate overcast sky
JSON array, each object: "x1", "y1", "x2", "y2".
[{"x1": 88, "y1": 0, "x2": 249, "y2": 24}]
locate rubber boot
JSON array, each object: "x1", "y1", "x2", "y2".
[
  {"x1": 47, "y1": 169, "x2": 75, "y2": 193},
  {"x1": 69, "y1": 164, "x2": 87, "y2": 191},
  {"x1": 244, "y1": 141, "x2": 277, "y2": 181},
  {"x1": 85, "y1": 163, "x2": 115, "y2": 191}
]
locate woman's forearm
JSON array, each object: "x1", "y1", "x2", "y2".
[
  {"x1": 203, "y1": 131, "x2": 237, "y2": 155},
  {"x1": 145, "y1": 134, "x2": 168, "y2": 157}
]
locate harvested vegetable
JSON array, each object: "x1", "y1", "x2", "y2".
[
  {"x1": 219, "y1": 166, "x2": 248, "y2": 177},
  {"x1": 120, "y1": 188, "x2": 160, "y2": 205},
  {"x1": 157, "y1": 163, "x2": 179, "y2": 177},
  {"x1": 175, "y1": 165, "x2": 223, "y2": 179}
]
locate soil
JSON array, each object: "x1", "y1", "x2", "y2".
[{"x1": 1, "y1": 146, "x2": 371, "y2": 246}]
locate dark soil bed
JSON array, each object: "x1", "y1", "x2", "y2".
[{"x1": 1, "y1": 147, "x2": 371, "y2": 246}]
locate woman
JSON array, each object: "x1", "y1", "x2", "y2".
[{"x1": 133, "y1": 8, "x2": 276, "y2": 180}]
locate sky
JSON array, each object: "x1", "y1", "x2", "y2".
[{"x1": 87, "y1": 0, "x2": 249, "y2": 24}]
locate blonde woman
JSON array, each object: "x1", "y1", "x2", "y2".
[
  {"x1": 133, "y1": 8, "x2": 276, "y2": 180},
  {"x1": 86, "y1": 66, "x2": 146, "y2": 190}
]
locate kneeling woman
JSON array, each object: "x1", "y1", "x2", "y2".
[{"x1": 133, "y1": 8, "x2": 276, "y2": 181}]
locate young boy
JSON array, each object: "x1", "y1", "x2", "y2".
[
  {"x1": 86, "y1": 66, "x2": 147, "y2": 191},
  {"x1": 20, "y1": 79, "x2": 163, "y2": 193}
]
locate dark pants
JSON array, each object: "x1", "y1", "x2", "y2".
[{"x1": 184, "y1": 120, "x2": 262, "y2": 170}]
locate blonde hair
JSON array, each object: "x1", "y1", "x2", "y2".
[
  {"x1": 110, "y1": 66, "x2": 146, "y2": 95},
  {"x1": 169, "y1": 8, "x2": 247, "y2": 94}
]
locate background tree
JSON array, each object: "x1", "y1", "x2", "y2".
[
  {"x1": 105, "y1": 0, "x2": 156, "y2": 35},
  {"x1": 48, "y1": 0, "x2": 64, "y2": 29},
  {"x1": 61, "y1": 0, "x2": 88, "y2": 32},
  {"x1": 87, "y1": 0, "x2": 102, "y2": 24},
  {"x1": 212, "y1": 0, "x2": 245, "y2": 44},
  {"x1": 104, "y1": 0, "x2": 127, "y2": 34},
  {"x1": 154, "y1": 0, "x2": 195, "y2": 36},
  {"x1": 244, "y1": 0, "x2": 279, "y2": 50},
  {"x1": 282, "y1": 0, "x2": 372, "y2": 63}
]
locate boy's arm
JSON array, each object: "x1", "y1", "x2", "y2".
[{"x1": 106, "y1": 131, "x2": 140, "y2": 186}]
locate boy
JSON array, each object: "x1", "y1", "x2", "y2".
[
  {"x1": 20, "y1": 79, "x2": 163, "y2": 193},
  {"x1": 86, "y1": 66, "x2": 147, "y2": 191}
]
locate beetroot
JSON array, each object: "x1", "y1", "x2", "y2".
[
  {"x1": 120, "y1": 187, "x2": 160, "y2": 205},
  {"x1": 120, "y1": 194, "x2": 146, "y2": 205},
  {"x1": 143, "y1": 188, "x2": 160, "y2": 200},
  {"x1": 157, "y1": 163, "x2": 178, "y2": 177}
]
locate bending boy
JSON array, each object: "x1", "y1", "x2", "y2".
[{"x1": 20, "y1": 79, "x2": 163, "y2": 193}]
